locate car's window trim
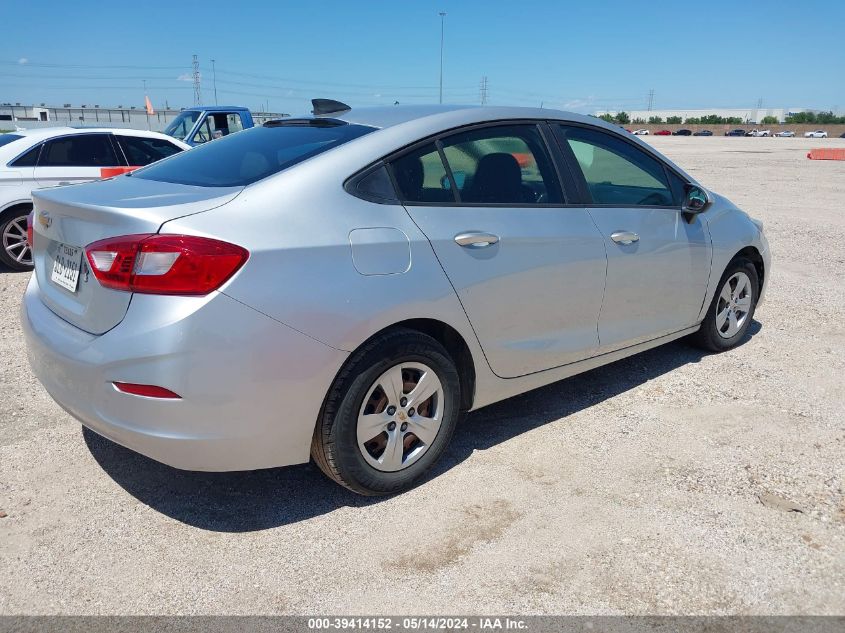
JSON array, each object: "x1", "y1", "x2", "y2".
[
  {"x1": 379, "y1": 119, "x2": 574, "y2": 208},
  {"x1": 552, "y1": 121, "x2": 689, "y2": 209}
]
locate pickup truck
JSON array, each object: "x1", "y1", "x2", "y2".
[
  {"x1": 162, "y1": 106, "x2": 257, "y2": 146},
  {"x1": 746, "y1": 129, "x2": 771, "y2": 137}
]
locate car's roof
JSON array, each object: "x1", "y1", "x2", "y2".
[
  {"x1": 184, "y1": 105, "x2": 248, "y2": 112},
  {"x1": 286, "y1": 104, "x2": 603, "y2": 130},
  {"x1": 7, "y1": 126, "x2": 175, "y2": 140}
]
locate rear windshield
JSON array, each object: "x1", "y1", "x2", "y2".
[
  {"x1": 0, "y1": 134, "x2": 23, "y2": 148},
  {"x1": 133, "y1": 122, "x2": 376, "y2": 187}
]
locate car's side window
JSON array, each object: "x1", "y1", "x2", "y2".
[
  {"x1": 439, "y1": 124, "x2": 562, "y2": 204},
  {"x1": 9, "y1": 144, "x2": 41, "y2": 167},
  {"x1": 390, "y1": 143, "x2": 454, "y2": 204},
  {"x1": 39, "y1": 134, "x2": 119, "y2": 168},
  {"x1": 117, "y1": 135, "x2": 184, "y2": 165},
  {"x1": 558, "y1": 125, "x2": 676, "y2": 207},
  {"x1": 192, "y1": 113, "x2": 244, "y2": 144}
]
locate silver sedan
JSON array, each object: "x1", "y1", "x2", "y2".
[{"x1": 22, "y1": 102, "x2": 770, "y2": 495}]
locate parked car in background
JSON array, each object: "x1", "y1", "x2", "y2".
[
  {"x1": 654, "y1": 129, "x2": 671, "y2": 136},
  {"x1": 22, "y1": 102, "x2": 770, "y2": 495},
  {"x1": 672, "y1": 129, "x2": 692, "y2": 136},
  {"x1": 841, "y1": 132, "x2": 845, "y2": 138},
  {"x1": 163, "y1": 106, "x2": 257, "y2": 146},
  {"x1": 804, "y1": 130, "x2": 828, "y2": 138},
  {"x1": 632, "y1": 129, "x2": 649, "y2": 135},
  {"x1": 725, "y1": 129, "x2": 747, "y2": 136},
  {"x1": 0, "y1": 128, "x2": 189, "y2": 270},
  {"x1": 693, "y1": 130, "x2": 713, "y2": 136},
  {"x1": 774, "y1": 131, "x2": 795, "y2": 137},
  {"x1": 746, "y1": 129, "x2": 771, "y2": 137}
]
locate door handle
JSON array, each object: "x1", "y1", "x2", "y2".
[
  {"x1": 610, "y1": 231, "x2": 639, "y2": 245},
  {"x1": 454, "y1": 232, "x2": 500, "y2": 248}
]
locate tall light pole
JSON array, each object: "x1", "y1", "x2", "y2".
[
  {"x1": 438, "y1": 11, "x2": 446, "y2": 104},
  {"x1": 211, "y1": 59, "x2": 218, "y2": 105}
]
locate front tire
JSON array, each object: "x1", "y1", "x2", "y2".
[
  {"x1": 311, "y1": 328, "x2": 461, "y2": 496},
  {"x1": 0, "y1": 208, "x2": 33, "y2": 271},
  {"x1": 690, "y1": 257, "x2": 759, "y2": 352}
]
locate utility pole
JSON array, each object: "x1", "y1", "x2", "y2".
[
  {"x1": 211, "y1": 59, "x2": 218, "y2": 105},
  {"x1": 479, "y1": 76, "x2": 488, "y2": 105},
  {"x1": 648, "y1": 88, "x2": 654, "y2": 111},
  {"x1": 438, "y1": 11, "x2": 446, "y2": 104},
  {"x1": 143, "y1": 79, "x2": 150, "y2": 130},
  {"x1": 192, "y1": 54, "x2": 202, "y2": 106}
]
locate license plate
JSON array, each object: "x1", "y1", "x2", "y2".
[{"x1": 51, "y1": 243, "x2": 83, "y2": 293}]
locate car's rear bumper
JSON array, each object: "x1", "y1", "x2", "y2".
[{"x1": 21, "y1": 276, "x2": 347, "y2": 471}]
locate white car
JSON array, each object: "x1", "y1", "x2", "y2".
[
  {"x1": 632, "y1": 129, "x2": 649, "y2": 135},
  {"x1": 746, "y1": 129, "x2": 771, "y2": 137},
  {"x1": 804, "y1": 130, "x2": 828, "y2": 138},
  {"x1": 774, "y1": 130, "x2": 795, "y2": 137},
  {"x1": 0, "y1": 127, "x2": 189, "y2": 270}
]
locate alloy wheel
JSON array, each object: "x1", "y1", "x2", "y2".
[
  {"x1": 2, "y1": 215, "x2": 32, "y2": 266},
  {"x1": 715, "y1": 271, "x2": 753, "y2": 338},
  {"x1": 357, "y1": 362, "x2": 444, "y2": 472}
]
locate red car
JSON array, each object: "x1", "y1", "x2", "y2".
[{"x1": 654, "y1": 129, "x2": 672, "y2": 136}]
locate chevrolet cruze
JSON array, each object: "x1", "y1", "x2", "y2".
[{"x1": 22, "y1": 101, "x2": 770, "y2": 495}]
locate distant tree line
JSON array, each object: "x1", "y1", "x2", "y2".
[
  {"x1": 785, "y1": 111, "x2": 845, "y2": 124},
  {"x1": 595, "y1": 110, "x2": 845, "y2": 125}
]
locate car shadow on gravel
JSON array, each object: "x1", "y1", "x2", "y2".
[{"x1": 85, "y1": 322, "x2": 761, "y2": 533}]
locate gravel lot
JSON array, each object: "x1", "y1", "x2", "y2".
[{"x1": 1, "y1": 136, "x2": 843, "y2": 615}]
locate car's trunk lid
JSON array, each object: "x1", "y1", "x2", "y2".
[{"x1": 31, "y1": 176, "x2": 241, "y2": 334}]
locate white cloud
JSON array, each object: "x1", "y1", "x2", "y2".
[
  {"x1": 18, "y1": 57, "x2": 28, "y2": 65},
  {"x1": 176, "y1": 73, "x2": 196, "y2": 82}
]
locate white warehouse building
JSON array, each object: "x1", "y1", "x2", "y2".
[{"x1": 595, "y1": 107, "x2": 815, "y2": 124}]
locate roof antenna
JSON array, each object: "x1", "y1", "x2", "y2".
[{"x1": 312, "y1": 98, "x2": 351, "y2": 116}]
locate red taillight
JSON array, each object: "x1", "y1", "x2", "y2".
[
  {"x1": 85, "y1": 234, "x2": 248, "y2": 295},
  {"x1": 113, "y1": 382, "x2": 181, "y2": 399},
  {"x1": 26, "y1": 211, "x2": 34, "y2": 247}
]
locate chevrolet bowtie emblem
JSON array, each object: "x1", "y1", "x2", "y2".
[{"x1": 38, "y1": 211, "x2": 52, "y2": 229}]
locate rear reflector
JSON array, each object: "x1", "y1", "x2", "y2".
[
  {"x1": 100, "y1": 166, "x2": 142, "y2": 178},
  {"x1": 85, "y1": 234, "x2": 248, "y2": 295},
  {"x1": 113, "y1": 382, "x2": 181, "y2": 399},
  {"x1": 26, "y1": 211, "x2": 34, "y2": 247}
]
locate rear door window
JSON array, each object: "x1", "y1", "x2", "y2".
[
  {"x1": 39, "y1": 134, "x2": 119, "y2": 167},
  {"x1": 134, "y1": 122, "x2": 375, "y2": 187},
  {"x1": 117, "y1": 135, "x2": 184, "y2": 165},
  {"x1": 440, "y1": 124, "x2": 562, "y2": 204}
]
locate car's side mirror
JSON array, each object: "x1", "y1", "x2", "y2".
[{"x1": 682, "y1": 184, "x2": 712, "y2": 216}]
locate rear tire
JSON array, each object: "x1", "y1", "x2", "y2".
[
  {"x1": 0, "y1": 207, "x2": 33, "y2": 271},
  {"x1": 690, "y1": 257, "x2": 759, "y2": 352},
  {"x1": 311, "y1": 328, "x2": 461, "y2": 496}
]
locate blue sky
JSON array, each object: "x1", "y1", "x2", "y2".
[{"x1": 2, "y1": 0, "x2": 844, "y2": 115}]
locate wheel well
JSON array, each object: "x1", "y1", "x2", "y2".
[
  {"x1": 388, "y1": 318, "x2": 476, "y2": 412},
  {"x1": 0, "y1": 202, "x2": 33, "y2": 221},
  {"x1": 733, "y1": 246, "x2": 764, "y2": 288}
]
